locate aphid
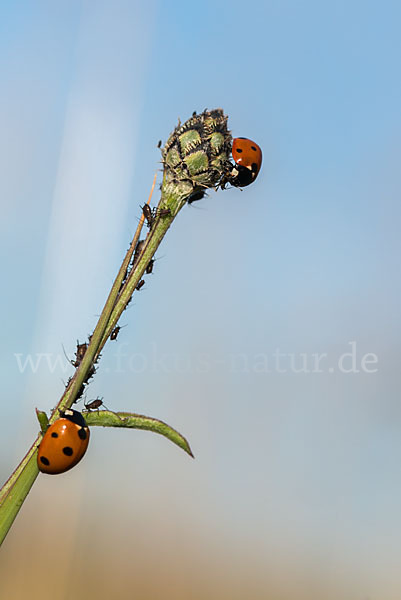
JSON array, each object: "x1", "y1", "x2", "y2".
[
  {"x1": 132, "y1": 239, "x2": 146, "y2": 268},
  {"x1": 187, "y1": 190, "x2": 206, "y2": 204},
  {"x1": 74, "y1": 383, "x2": 86, "y2": 403},
  {"x1": 84, "y1": 397, "x2": 105, "y2": 411},
  {"x1": 110, "y1": 324, "x2": 127, "y2": 340},
  {"x1": 145, "y1": 259, "x2": 154, "y2": 274},
  {"x1": 154, "y1": 208, "x2": 170, "y2": 218},
  {"x1": 73, "y1": 341, "x2": 88, "y2": 368},
  {"x1": 84, "y1": 365, "x2": 96, "y2": 382},
  {"x1": 142, "y1": 204, "x2": 154, "y2": 228},
  {"x1": 110, "y1": 326, "x2": 121, "y2": 341},
  {"x1": 136, "y1": 279, "x2": 145, "y2": 291},
  {"x1": 65, "y1": 377, "x2": 85, "y2": 404}
]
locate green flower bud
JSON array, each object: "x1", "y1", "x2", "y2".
[{"x1": 161, "y1": 109, "x2": 232, "y2": 203}]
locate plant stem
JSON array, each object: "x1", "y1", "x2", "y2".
[
  {"x1": 0, "y1": 439, "x2": 40, "y2": 542},
  {"x1": 0, "y1": 173, "x2": 186, "y2": 546}
]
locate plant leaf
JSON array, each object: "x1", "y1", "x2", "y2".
[
  {"x1": 35, "y1": 409, "x2": 49, "y2": 433},
  {"x1": 82, "y1": 410, "x2": 193, "y2": 457}
]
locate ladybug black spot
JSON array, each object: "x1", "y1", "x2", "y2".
[
  {"x1": 78, "y1": 428, "x2": 88, "y2": 440},
  {"x1": 63, "y1": 446, "x2": 74, "y2": 456},
  {"x1": 236, "y1": 148, "x2": 243, "y2": 153},
  {"x1": 51, "y1": 432, "x2": 58, "y2": 438},
  {"x1": 251, "y1": 146, "x2": 257, "y2": 151},
  {"x1": 40, "y1": 456, "x2": 50, "y2": 466}
]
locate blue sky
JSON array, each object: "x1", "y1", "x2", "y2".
[{"x1": 1, "y1": 1, "x2": 401, "y2": 597}]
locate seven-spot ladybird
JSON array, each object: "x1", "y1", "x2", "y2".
[
  {"x1": 37, "y1": 409, "x2": 90, "y2": 475},
  {"x1": 230, "y1": 137, "x2": 262, "y2": 187}
]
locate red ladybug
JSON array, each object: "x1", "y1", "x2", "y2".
[
  {"x1": 37, "y1": 409, "x2": 90, "y2": 475},
  {"x1": 230, "y1": 137, "x2": 262, "y2": 187}
]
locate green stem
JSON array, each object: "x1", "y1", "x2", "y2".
[
  {"x1": 98, "y1": 178, "x2": 188, "y2": 347},
  {"x1": 0, "y1": 438, "x2": 39, "y2": 542},
  {"x1": 0, "y1": 175, "x2": 188, "y2": 547}
]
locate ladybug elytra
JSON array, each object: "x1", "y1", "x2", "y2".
[
  {"x1": 230, "y1": 137, "x2": 262, "y2": 187},
  {"x1": 37, "y1": 409, "x2": 90, "y2": 475}
]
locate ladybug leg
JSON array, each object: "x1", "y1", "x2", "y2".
[{"x1": 218, "y1": 161, "x2": 237, "y2": 189}]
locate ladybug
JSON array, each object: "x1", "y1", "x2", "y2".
[
  {"x1": 229, "y1": 137, "x2": 262, "y2": 187},
  {"x1": 37, "y1": 409, "x2": 90, "y2": 475}
]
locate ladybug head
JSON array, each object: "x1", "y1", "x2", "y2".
[
  {"x1": 227, "y1": 164, "x2": 257, "y2": 187},
  {"x1": 59, "y1": 408, "x2": 87, "y2": 428}
]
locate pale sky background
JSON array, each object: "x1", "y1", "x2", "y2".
[{"x1": 1, "y1": 1, "x2": 401, "y2": 598}]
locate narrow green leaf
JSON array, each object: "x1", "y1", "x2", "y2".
[
  {"x1": 82, "y1": 410, "x2": 193, "y2": 458},
  {"x1": 35, "y1": 409, "x2": 49, "y2": 433}
]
